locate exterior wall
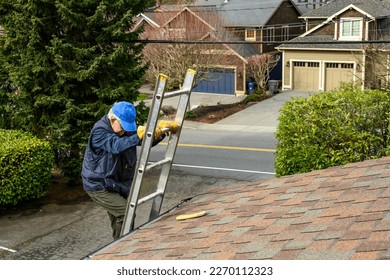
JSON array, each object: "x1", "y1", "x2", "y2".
[
  {"x1": 262, "y1": 1, "x2": 304, "y2": 53},
  {"x1": 307, "y1": 19, "x2": 324, "y2": 31},
  {"x1": 282, "y1": 49, "x2": 364, "y2": 91},
  {"x1": 368, "y1": 20, "x2": 379, "y2": 40},
  {"x1": 314, "y1": 21, "x2": 334, "y2": 35},
  {"x1": 167, "y1": 10, "x2": 211, "y2": 40}
]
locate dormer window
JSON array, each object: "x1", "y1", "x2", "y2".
[
  {"x1": 245, "y1": 29, "x2": 256, "y2": 41},
  {"x1": 339, "y1": 18, "x2": 363, "y2": 41}
]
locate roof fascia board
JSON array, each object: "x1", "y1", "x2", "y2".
[
  {"x1": 299, "y1": 16, "x2": 327, "y2": 19},
  {"x1": 161, "y1": 6, "x2": 216, "y2": 31},
  {"x1": 338, "y1": 4, "x2": 375, "y2": 20},
  {"x1": 135, "y1": 13, "x2": 161, "y2": 29},
  {"x1": 299, "y1": 4, "x2": 375, "y2": 38},
  {"x1": 276, "y1": 46, "x2": 364, "y2": 52}
]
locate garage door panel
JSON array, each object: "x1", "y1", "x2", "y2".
[
  {"x1": 193, "y1": 69, "x2": 235, "y2": 95},
  {"x1": 293, "y1": 62, "x2": 319, "y2": 91},
  {"x1": 325, "y1": 63, "x2": 354, "y2": 91}
]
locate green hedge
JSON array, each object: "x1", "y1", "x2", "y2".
[
  {"x1": 0, "y1": 129, "x2": 54, "y2": 205},
  {"x1": 275, "y1": 87, "x2": 390, "y2": 177}
]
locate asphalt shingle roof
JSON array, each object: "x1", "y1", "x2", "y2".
[
  {"x1": 301, "y1": 0, "x2": 390, "y2": 18},
  {"x1": 194, "y1": 0, "x2": 290, "y2": 27},
  {"x1": 87, "y1": 156, "x2": 390, "y2": 260},
  {"x1": 277, "y1": 34, "x2": 369, "y2": 50}
]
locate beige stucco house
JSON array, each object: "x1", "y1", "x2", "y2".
[{"x1": 277, "y1": 0, "x2": 390, "y2": 92}]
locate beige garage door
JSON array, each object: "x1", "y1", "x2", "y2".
[
  {"x1": 325, "y1": 63, "x2": 354, "y2": 91},
  {"x1": 293, "y1": 61, "x2": 320, "y2": 91}
]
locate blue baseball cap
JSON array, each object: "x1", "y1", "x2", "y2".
[{"x1": 111, "y1": 101, "x2": 137, "y2": 132}]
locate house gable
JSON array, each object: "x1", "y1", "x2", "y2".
[
  {"x1": 261, "y1": 0, "x2": 304, "y2": 52},
  {"x1": 300, "y1": 4, "x2": 375, "y2": 40},
  {"x1": 160, "y1": 7, "x2": 217, "y2": 41}
]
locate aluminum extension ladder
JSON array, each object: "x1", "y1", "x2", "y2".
[{"x1": 120, "y1": 69, "x2": 196, "y2": 236}]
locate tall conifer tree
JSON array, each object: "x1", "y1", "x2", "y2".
[{"x1": 0, "y1": 0, "x2": 154, "y2": 180}]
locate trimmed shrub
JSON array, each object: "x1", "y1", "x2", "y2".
[
  {"x1": 275, "y1": 87, "x2": 390, "y2": 177},
  {"x1": 0, "y1": 129, "x2": 54, "y2": 205}
]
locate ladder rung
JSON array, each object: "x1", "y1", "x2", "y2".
[
  {"x1": 146, "y1": 158, "x2": 172, "y2": 171},
  {"x1": 164, "y1": 89, "x2": 188, "y2": 98},
  {"x1": 161, "y1": 127, "x2": 171, "y2": 133},
  {"x1": 138, "y1": 191, "x2": 163, "y2": 205}
]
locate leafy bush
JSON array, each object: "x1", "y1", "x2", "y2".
[
  {"x1": 275, "y1": 87, "x2": 390, "y2": 177},
  {"x1": 0, "y1": 129, "x2": 54, "y2": 205},
  {"x1": 242, "y1": 92, "x2": 271, "y2": 104}
]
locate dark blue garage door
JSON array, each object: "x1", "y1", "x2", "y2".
[{"x1": 193, "y1": 69, "x2": 235, "y2": 95}]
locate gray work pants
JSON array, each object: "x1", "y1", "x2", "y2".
[{"x1": 86, "y1": 190, "x2": 127, "y2": 240}]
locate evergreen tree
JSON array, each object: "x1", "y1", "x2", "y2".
[{"x1": 0, "y1": 0, "x2": 154, "y2": 181}]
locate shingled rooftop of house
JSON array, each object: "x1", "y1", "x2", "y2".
[{"x1": 86, "y1": 156, "x2": 390, "y2": 260}]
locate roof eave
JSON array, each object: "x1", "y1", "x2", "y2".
[{"x1": 276, "y1": 46, "x2": 365, "y2": 52}]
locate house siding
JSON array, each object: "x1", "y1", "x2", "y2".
[
  {"x1": 262, "y1": 1, "x2": 303, "y2": 53},
  {"x1": 307, "y1": 19, "x2": 324, "y2": 31},
  {"x1": 314, "y1": 21, "x2": 334, "y2": 35}
]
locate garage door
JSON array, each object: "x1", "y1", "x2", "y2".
[
  {"x1": 293, "y1": 61, "x2": 320, "y2": 91},
  {"x1": 192, "y1": 69, "x2": 235, "y2": 95},
  {"x1": 325, "y1": 63, "x2": 354, "y2": 91}
]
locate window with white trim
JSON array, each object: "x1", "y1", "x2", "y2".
[
  {"x1": 245, "y1": 29, "x2": 256, "y2": 41},
  {"x1": 339, "y1": 18, "x2": 363, "y2": 41}
]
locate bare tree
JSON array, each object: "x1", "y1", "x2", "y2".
[
  {"x1": 246, "y1": 53, "x2": 280, "y2": 92},
  {"x1": 360, "y1": 45, "x2": 390, "y2": 89},
  {"x1": 140, "y1": 5, "x2": 236, "y2": 90}
]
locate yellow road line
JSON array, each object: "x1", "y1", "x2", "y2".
[{"x1": 160, "y1": 142, "x2": 275, "y2": 153}]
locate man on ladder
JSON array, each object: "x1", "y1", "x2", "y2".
[
  {"x1": 82, "y1": 69, "x2": 195, "y2": 240},
  {"x1": 81, "y1": 101, "x2": 179, "y2": 240}
]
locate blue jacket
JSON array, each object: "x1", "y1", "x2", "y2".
[{"x1": 81, "y1": 115, "x2": 141, "y2": 199}]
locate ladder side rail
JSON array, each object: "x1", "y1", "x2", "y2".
[
  {"x1": 120, "y1": 74, "x2": 168, "y2": 236},
  {"x1": 149, "y1": 69, "x2": 196, "y2": 220}
]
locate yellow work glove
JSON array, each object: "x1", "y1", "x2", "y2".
[
  {"x1": 157, "y1": 120, "x2": 180, "y2": 133},
  {"x1": 137, "y1": 126, "x2": 145, "y2": 140},
  {"x1": 137, "y1": 126, "x2": 163, "y2": 140}
]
